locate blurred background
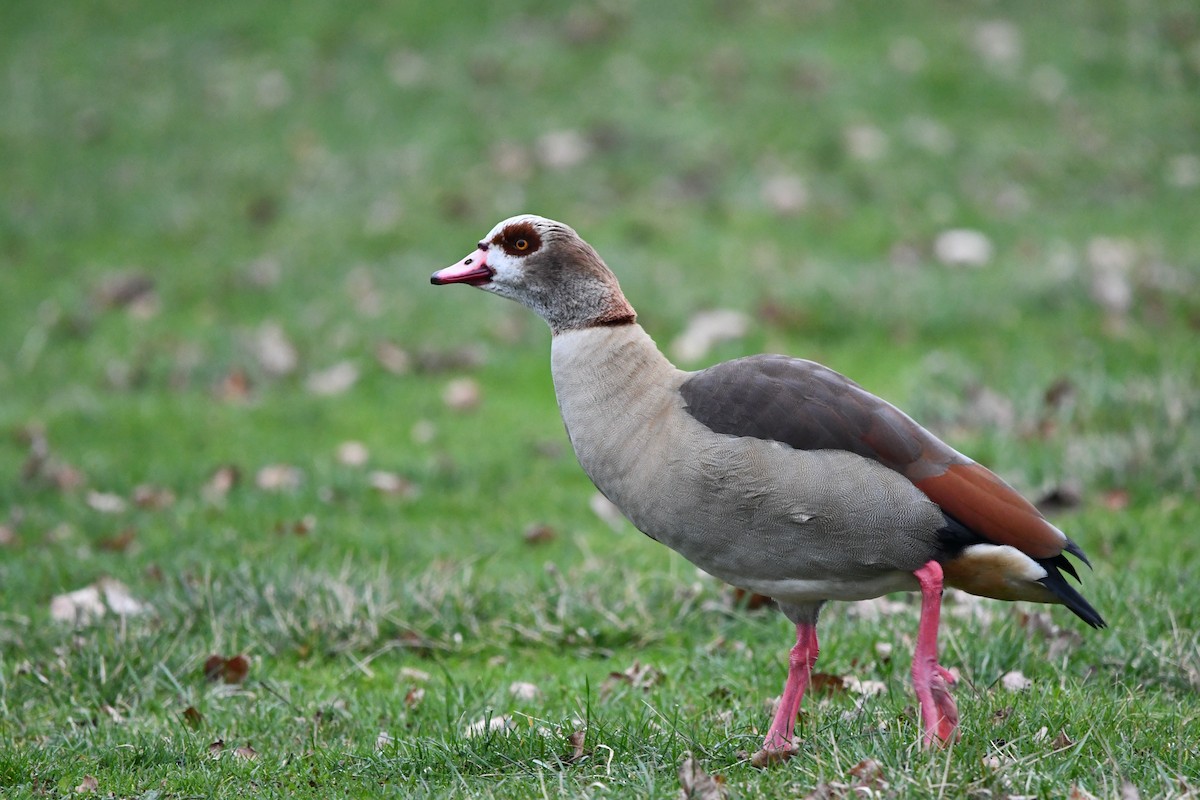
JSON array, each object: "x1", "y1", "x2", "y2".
[{"x1": 1, "y1": 0, "x2": 1198, "y2": 794}]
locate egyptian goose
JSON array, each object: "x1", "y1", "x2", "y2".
[{"x1": 431, "y1": 215, "x2": 1104, "y2": 766}]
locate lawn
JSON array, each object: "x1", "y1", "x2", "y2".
[{"x1": 2, "y1": 1, "x2": 1199, "y2": 797}]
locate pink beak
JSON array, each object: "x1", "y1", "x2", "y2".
[{"x1": 431, "y1": 246, "x2": 492, "y2": 286}]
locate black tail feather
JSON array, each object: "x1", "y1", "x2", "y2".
[
  {"x1": 1038, "y1": 562, "x2": 1106, "y2": 629},
  {"x1": 1064, "y1": 536, "x2": 1093, "y2": 569}
]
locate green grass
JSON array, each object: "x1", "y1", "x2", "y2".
[{"x1": 3, "y1": 0, "x2": 1199, "y2": 797}]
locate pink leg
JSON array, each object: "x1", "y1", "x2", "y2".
[
  {"x1": 752, "y1": 622, "x2": 818, "y2": 767},
  {"x1": 912, "y1": 561, "x2": 960, "y2": 746}
]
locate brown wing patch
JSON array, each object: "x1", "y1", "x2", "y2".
[{"x1": 915, "y1": 463, "x2": 1066, "y2": 559}]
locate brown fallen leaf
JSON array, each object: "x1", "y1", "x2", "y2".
[
  {"x1": 214, "y1": 368, "x2": 253, "y2": 403},
  {"x1": 601, "y1": 661, "x2": 664, "y2": 698},
  {"x1": 74, "y1": 774, "x2": 99, "y2": 794},
  {"x1": 182, "y1": 706, "x2": 204, "y2": 729},
  {"x1": 1101, "y1": 489, "x2": 1130, "y2": 511},
  {"x1": 563, "y1": 728, "x2": 588, "y2": 764},
  {"x1": 801, "y1": 782, "x2": 838, "y2": 800},
  {"x1": 234, "y1": 744, "x2": 258, "y2": 760},
  {"x1": 810, "y1": 672, "x2": 848, "y2": 694},
  {"x1": 204, "y1": 654, "x2": 251, "y2": 684},
  {"x1": 678, "y1": 752, "x2": 727, "y2": 800},
  {"x1": 203, "y1": 465, "x2": 240, "y2": 502},
  {"x1": 132, "y1": 484, "x2": 176, "y2": 510},
  {"x1": 522, "y1": 523, "x2": 557, "y2": 545},
  {"x1": 848, "y1": 758, "x2": 885, "y2": 789},
  {"x1": 1069, "y1": 785, "x2": 1099, "y2": 800},
  {"x1": 208, "y1": 739, "x2": 225, "y2": 755},
  {"x1": 1052, "y1": 729, "x2": 1075, "y2": 750},
  {"x1": 97, "y1": 527, "x2": 137, "y2": 553},
  {"x1": 94, "y1": 272, "x2": 155, "y2": 311},
  {"x1": 404, "y1": 687, "x2": 425, "y2": 708},
  {"x1": 375, "y1": 731, "x2": 396, "y2": 751}
]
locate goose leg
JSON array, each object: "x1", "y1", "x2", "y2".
[
  {"x1": 912, "y1": 560, "x2": 960, "y2": 746},
  {"x1": 752, "y1": 620, "x2": 818, "y2": 767}
]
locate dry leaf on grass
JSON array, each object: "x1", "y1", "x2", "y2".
[
  {"x1": 50, "y1": 578, "x2": 149, "y2": 625},
  {"x1": 464, "y1": 714, "x2": 515, "y2": 738},
  {"x1": 368, "y1": 471, "x2": 417, "y2": 498},
  {"x1": 601, "y1": 661, "x2": 664, "y2": 698},
  {"x1": 522, "y1": 523, "x2": 557, "y2": 545},
  {"x1": 442, "y1": 378, "x2": 482, "y2": 411},
  {"x1": 760, "y1": 173, "x2": 809, "y2": 217},
  {"x1": 374, "y1": 340, "x2": 412, "y2": 375},
  {"x1": 132, "y1": 484, "x2": 176, "y2": 510},
  {"x1": 214, "y1": 368, "x2": 253, "y2": 403},
  {"x1": 563, "y1": 729, "x2": 588, "y2": 764},
  {"x1": 678, "y1": 753, "x2": 727, "y2": 800},
  {"x1": 399, "y1": 666, "x2": 430, "y2": 683},
  {"x1": 934, "y1": 228, "x2": 993, "y2": 268},
  {"x1": 810, "y1": 672, "x2": 848, "y2": 694},
  {"x1": 203, "y1": 465, "x2": 240, "y2": 502},
  {"x1": 1000, "y1": 670, "x2": 1033, "y2": 691},
  {"x1": 97, "y1": 528, "x2": 137, "y2": 553},
  {"x1": 796, "y1": 758, "x2": 891, "y2": 797},
  {"x1": 234, "y1": 744, "x2": 258, "y2": 760},
  {"x1": 182, "y1": 706, "x2": 204, "y2": 729},
  {"x1": 337, "y1": 441, "x2": 370, "y2": 467},
  {"x1": 404, "y1": 687, "x2": 425, "y2": 708},
  {"x1": 508, "y1": 681, "x2": 541, "y2": 701},
  {"x1": 74, "y1": 775, "x2": 99, "y2": 794},
  {"x1": 306, "y1": 361, "x2": 359, "y2": 396},
  {"x1": 94, "y1": 272, "x2": 156, "y2": 313},
  {"x1": 204, "y1": 654, "x2": 251, "y2": 684},
  {"x1": 208, "y1": 739, "x2": 225, "y2": 755},
  {"x1": 249, "y1": 322, "x2": 298, "y2": 377},
  {"x1": 256, "y1": 464, "x2": 302, "y2": 491},
  {"x1": 375, "y1": 731, "x2": 396, "y2": 750},
  {"x1": 86, "y1": 491, "x2": 127, "y2": 514}
]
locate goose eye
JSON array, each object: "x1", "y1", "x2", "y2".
[{"x1": 514, "y1": 238, "x2": 529, "y2": 251}]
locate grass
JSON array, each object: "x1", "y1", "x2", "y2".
[{"x1": 2, "y1": 0, "x2": 1199, "y2": 796}]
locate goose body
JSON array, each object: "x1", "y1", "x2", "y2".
[{"x1": 432, "y1": 214, "x2": 1104, "y2": 765}]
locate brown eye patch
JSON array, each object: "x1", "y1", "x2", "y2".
[{"x1": 492, "y1": 220, "x2": 542, "y2": 257}]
